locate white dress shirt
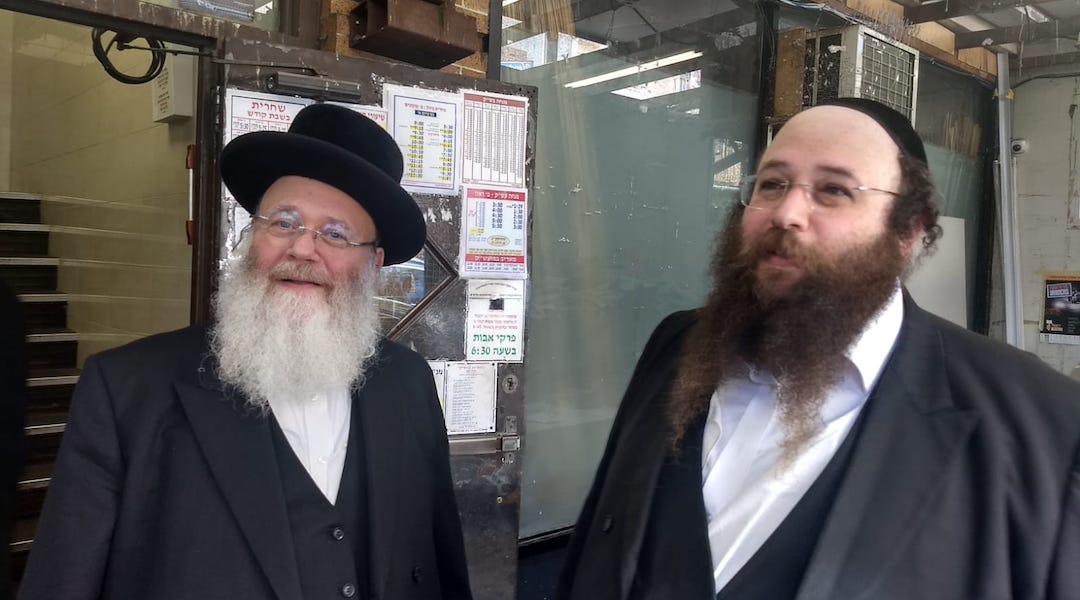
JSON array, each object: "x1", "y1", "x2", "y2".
[
  {"x1": 268, "y1": 388, "x2": 352, "y2": 504},
  {"x1": 701, "y1": 287, "x2": 904, "y2": 593}
]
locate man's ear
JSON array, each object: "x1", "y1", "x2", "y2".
[
  {"x1": 899, "y1": 226, "x2": 921, "y2": 262},
  {"x1": 374, "y1": 247, "x2": 386, "y2": 268}
]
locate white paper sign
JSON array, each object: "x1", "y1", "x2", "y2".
[
  {"x1": 460, "y1": 186, "x2": 527, "y2": 279},
  {"x1": 466, "y1": 280, "x2": 525, "y2": 362},
  {"x1": 462, "y1": 90, "x2": 528, "y2": 188},
  {"x1": 328, "y1": 102, "x2": 389, "y2": 130},
  {"x1": 444, "y1": 362, "x2": 497, "y2": 435},
  {"x1": 427, "y1": 360, "x2": 448, "y2": 408},
  {"x1": 384, "y1": 84, "x2": 462, "y2": 195}
]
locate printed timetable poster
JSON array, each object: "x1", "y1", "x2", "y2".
[
  {"x1": 1041, "y1": 273, "x2": 1080, "y2": 345},
  {"x1": 384, "y1": 84, "x2": 462, "y2": 195},
  {"x1": 461, "y1": 90, "x2": 528, "y2": 188},
  {"x1": 460, "y1": 186, "x2": 528, "y2": 279}
]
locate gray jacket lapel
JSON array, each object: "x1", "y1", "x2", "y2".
[
  {"x1": 796, "y1": 303, "x2": 979, "y2": 600},
  {"x1": 356, "y1": 359, "x2": 403, "y2": 600},
  {"x1": 174, "y1": 365, "x2": 303, "y2": 600}
]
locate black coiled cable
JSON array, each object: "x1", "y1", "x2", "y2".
[{"x1": 90, "y1": 28, "x2": 166, "y2": 85}]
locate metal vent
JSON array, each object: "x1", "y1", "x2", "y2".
[{"x1": 804, "y1": 25, "x2": 919, "y2": 122}]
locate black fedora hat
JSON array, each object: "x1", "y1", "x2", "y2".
[{"x1": 220, "y1": 103, "x2": 426, "y2": 265}]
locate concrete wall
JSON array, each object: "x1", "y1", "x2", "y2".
[{"x1": 1009, "y1": 74, "x2": 1080, "y2": 374}]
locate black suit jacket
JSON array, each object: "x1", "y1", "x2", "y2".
[
  {"x1": 18, "y1": 325, "x2": 472, "y2": 600},
  {"x1": 0, "y1": 280, "x2": 25, "y2": 600},
  {"x1": 559, "y1": 298, "x2": 1080, "y2": 600}
]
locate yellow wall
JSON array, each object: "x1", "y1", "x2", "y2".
[{"x1": 8, "y1": 14, "x2": 192, "y2": 364}]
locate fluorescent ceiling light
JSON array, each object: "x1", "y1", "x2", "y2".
[
  {"x1": 564, "y1": 50, "x2": 703, "y2": 89},
  {"x1": 503, "y1": 0, "x2": 522, "y2": 6},
  {"x1": 611, "y1": 69, "x2": 702, "y2": 100}
]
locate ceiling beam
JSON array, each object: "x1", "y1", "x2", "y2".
[
  {"x1": 905, "y1": 0, "x2": 1057, "y2": 24},
  {"x1": 955, "y1": 16, "x2": 1080, "y2": 49}
]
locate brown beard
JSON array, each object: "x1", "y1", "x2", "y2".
[{"x1": 667, "y1": 210, "x2": 906, "y2": 462}]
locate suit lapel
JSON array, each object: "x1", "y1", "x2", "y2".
[
  {"x1": 796, "y1": 304, "x2": 979, "y2": 600},
  {"x1": 357, "y1": 362, "x2": 403, "y2": 600},
  {"x1": 617, "y1": 363, "x2": 681, "y2": 598},
  {"x1": 175, "y1": 368, "x2": 303, "y2": 600}
]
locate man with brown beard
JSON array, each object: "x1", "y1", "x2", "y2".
[
  {"x1": 558, "y1": 98, "x2": 1080, "y2": 600},
  {"x1": 20, "y1": 104, "x2": 472, "y2": 600}
]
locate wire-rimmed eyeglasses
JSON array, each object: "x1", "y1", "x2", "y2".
[
  {"x1": 738, "y1": 175, "x2": 900, "y2": 212},
  {"x1": 249, "y1": 212, "x2": 379, "y2": 250}
]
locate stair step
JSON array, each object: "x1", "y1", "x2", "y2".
[
  {"x1": 0, "y1": 193, "x2": 42, "y2": 225},
  {"x1": 25, "y1": 330, "x2": 76, "y2": 371},
  {"x1": 17, "y1": 462, "x2": 53, "y2": 492},
  {"x1": 27, "y1": 368, "x2": 80, "y2": 387},
  {"x1": 19, "y1": 299, "x2": 67, "y2": 330},
  {"x1": 16, "y1": 485, "x2": 46, "y2": 521},
  {"x1": 0, "y1": 225, "x2": 49, "y2": 257},
  {"x1": 25, "y1": 422, "x2": 65, "y2": 437},
  {"x1": 0, "y1": 260, "x2": 58, "y2": 294},
  {"x1": 10, "y1": 516, "x2": 36, "y2": 552}
]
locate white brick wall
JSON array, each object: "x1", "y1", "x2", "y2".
[{"x1": 1010, "y1": 76, "x2": 1080, "y2": 375}]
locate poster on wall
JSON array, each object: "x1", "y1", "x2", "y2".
[
  {"x1": 222, "y1": 89, "x2": 313, "y2": 258},
  {"x1": 328, "y1": 102, "x2": 388, "y2": 130},
  {"x1": 461, "y1": 90, "x2": 528, "y2": 188},
  {"x1": 1040, "y1": 273, "x2": 1080, "y2": 346},
  {"x1": 384, "y1": 84, "x2": 462, "y2": 195},
  {"x1": 465, "y1": 280, "x2": 526, "y2": 362},
  {"x1": 460, "y1": 186, "x2": 528, "y2": 279},
  {"x1": 443, "y1": 362, "x2": 498, "y2": 435}
]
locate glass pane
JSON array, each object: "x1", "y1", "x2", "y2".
[
  {"x1": 377, "y1": 248, "x2": 450, "y2": 331},
  {"x1": 502, "y1": 0, "x2": 762, "y2": 538},
  {"x1": 915, "y1": 62, "x2": 993, "y2": 331}
]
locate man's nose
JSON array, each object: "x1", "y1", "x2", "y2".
[
  {"x1": 286, "y1": 227, "x2": 319, "y2": 259},
  {"x1": 769, "y1": 184, "x2": 813, "y2": 230}
]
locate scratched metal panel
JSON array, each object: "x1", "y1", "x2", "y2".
[{"x1": 221, "y1": 40, "x2": 535, "y2": 600}]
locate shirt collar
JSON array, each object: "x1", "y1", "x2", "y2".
[{"x1": 844, "y1": 284, "x2": 904, "y2": 392}]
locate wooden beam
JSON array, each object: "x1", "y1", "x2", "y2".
[
  {"x1": 954, "y1": 16, "x2": 1080, "y2": 49},
  {"x1": 905, "y1": 0, "x2": 1057, "y2": 24}
]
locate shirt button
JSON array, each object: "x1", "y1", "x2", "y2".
[
  {"x1": 341, "y1": 583, "x2": 356, "y2": 597},
  {"x1": 600, "y1": 514, "x2": 614, "y2": 532},
  {"x1": 318, "y1": 455, "x2": 330, "y2": 464},
  {"x1": 331, "y1": 526, "x2": 345, "y2": 541},
  {"x1": 412, "y1": 566, "x2": 423, "y2": 582}
]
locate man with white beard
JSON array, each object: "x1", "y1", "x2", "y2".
[
  {"x1": 559, "y1": 99, "x2": 1080, "y2": 600},
  {"x1": 20, "y1": 104, "x2": 472, "y2": 600}
]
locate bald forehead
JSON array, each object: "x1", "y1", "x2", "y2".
[
  {"x1": 757, "y1": 106, "x2": 904, "y2": 188},
  {"x1": 774, "y1": 106, "x2": 901, "y2": 157}
]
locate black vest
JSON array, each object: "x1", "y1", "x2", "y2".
[
  {"x1": 270, "y1": 401, "x2": 370, "y2": 599},
  {"x1": 629, "y1": 407, "x2": 866, "y2": 600}
]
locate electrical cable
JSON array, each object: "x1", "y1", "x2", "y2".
[{"x1": 91, "y1": 28, "x2": 166, "y2": 85}]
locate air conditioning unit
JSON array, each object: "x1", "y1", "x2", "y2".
[{"x1": 775, "y1": 24, "x2": 919, "y2": 124}]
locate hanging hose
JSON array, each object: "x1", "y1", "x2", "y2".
[{"x1": 90, "y1": 28, "x2": 167, "y2": 85}]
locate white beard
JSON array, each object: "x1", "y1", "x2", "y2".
[{"x1": 209, "y1": 242, "x2": 382, "y2": 411}]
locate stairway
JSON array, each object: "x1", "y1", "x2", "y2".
[{"x1": 0, "y1": 192, "x2": 78, "y2": 586}]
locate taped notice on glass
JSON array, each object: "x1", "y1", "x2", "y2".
[
  {"x1": 1041, "y1": 272, "x2": 1080, "y2": 344},
  {"x1": 443, "y1": 362, "x2": 497, "y2": 435},
  {"x1": 461, "y1": 186, "x2": 527, "y2": 279},
  {"x1": 466, "y1": 280, "x2": 525, "y2": 362},
  {"x1": 384, "y1": 84, "x2": 462, "y2": 195},
  {"x1": 461, "y1": 90, "x2": 528, "y2": 188}
]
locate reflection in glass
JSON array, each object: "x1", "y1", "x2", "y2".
[{"x1": 376, "y1": 248, "x2": 450, "y2": 332}]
